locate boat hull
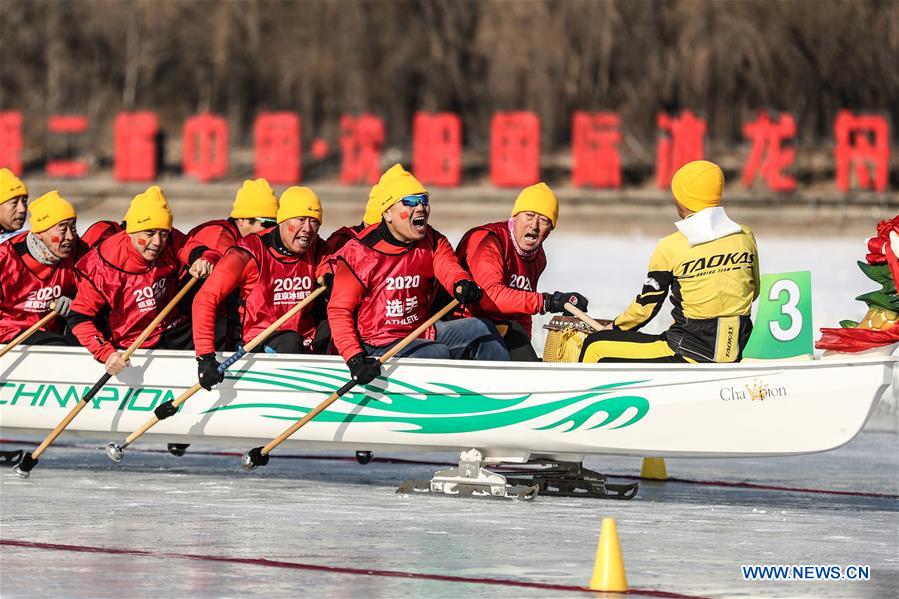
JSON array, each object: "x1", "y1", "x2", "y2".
[{"x1": 1, "y1": 346, "x2": 893, "y2": 461}]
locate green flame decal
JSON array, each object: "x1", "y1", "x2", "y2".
[{"x1": 204, "y1": 367, "x2": 650, "y2": 434}]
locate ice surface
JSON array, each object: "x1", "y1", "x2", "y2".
[{"x1": 0, "y1": 430, "x2": 896, "y2": 599}]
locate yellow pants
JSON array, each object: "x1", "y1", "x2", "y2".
[{"x1": 579, "y1": 330, "x2": 692, "y2": 363}]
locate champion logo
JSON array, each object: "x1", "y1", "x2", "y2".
[
  {"x1": 137, "y1": 216, "x2": 151, "y2": 223},
  {"x1": 719, "y1": 379, "x2": 788, "y2": 402}
]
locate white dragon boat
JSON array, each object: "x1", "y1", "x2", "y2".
[
  {"x1": 1, "y1": 345, "x2": 893, "y2": 466},
  {"x1": 1, "y1": 262, "x2": 895, "y2": 499}
]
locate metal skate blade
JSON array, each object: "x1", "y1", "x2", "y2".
[
  {"x1": 13, "y1": 465, "x2": 30, "y2": 479},
  {"x1": 396, "y1": 479, "x2": 431, "y2": 495},
  {"x1": 241, "y1": 451, "x2": 258, "y2": 471},
  {"x1": 397, "y1": 480, "x2": 538, "y2": 501},
  {"x1": 105, "y1": 442, "x2": 124, "y2": 463}
]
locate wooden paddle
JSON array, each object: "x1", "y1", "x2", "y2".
[
  {"x1": 14, "y1": 277, "x2": 198, "y2": 477},
  {"x1": 242, "y1": 298, "x2": 461, "y2": 470},
  {"x1": 0, "y1": 301, "x2": 64, "y2": 360},
  {"x1": 106, "y1": 285, "x2": 328, "y2": 461},
  {"x1": 564, "y1": 302, "x2": 613, "y2": 332}
]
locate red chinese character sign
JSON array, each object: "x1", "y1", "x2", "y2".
[
  {"x1": 340, "y1": 114, "x2": 384, "y2": 185},
  {"x1": 183, "y1": 114, "x2": 228, "y2": 182},
  {"x1": 114, "y1": 112, "x2": 158, "y2": 182},
  {"x1": 655, "y1": 110, "x2": 706, "y2": 188},
  {"x1": 835, "y1": 111, "x2": 890, "y2": 193},
  {"x1": 413, "y1": 112, "x2": 461, "y2": 187},
  {"x1": 46, "y1": 115, "x2": 89, "y2": 178},
  {"x1": 490, "y1": 112, "x2": 540, "y2": 188},
  {"x1": 255, "y1": 113, "x2": 300, "y2": 184},
  {"x1": 572, "y1": 112, "x2": 622, "y2": 189},
  {"x1": 0, "y1": 112, "x2": 23, "y2": 175},
  {"x1": 310, "y1": 138, "x2": 329, "y2": 160},
  {"x1": 741, "y1": 112, "x2": 796, "y2": 192}
]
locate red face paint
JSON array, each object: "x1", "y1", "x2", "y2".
[
  {"x1": 288, "y1": 225, "x2": 297, "y2": 232},
  {"x1": 51, "y1": 236, "x2": 60, "y2": 243},
  {"x1": 138, "y1": 238, "x2": 147, "y2": 246},
  {"x1": 400, "y1": 211, "x2": 410, "y2": 221}
]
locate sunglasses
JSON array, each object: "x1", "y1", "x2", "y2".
[
  {"x1": 249, "y1": 218, "x2": 277, "y2": 228},
  {"x1": 399, "y1": 193, "x2": 429, "y2": 208}
]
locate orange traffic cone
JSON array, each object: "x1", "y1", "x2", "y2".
[{"x1": 588, "y1": 517, "x2": 628, "y2": 592}]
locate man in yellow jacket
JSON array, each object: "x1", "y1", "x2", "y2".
[{"x1": 580, "y1": 160, "x2": 759, "y2": 363}]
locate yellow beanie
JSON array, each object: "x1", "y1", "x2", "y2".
[
  {"x1": 376, "y1": 164, "x2": 426, "y2": 214},
  {"x1": 125, "y1": 185, "x2": 173, "y2": 233},
  {"x1": 0, "y1": 168, "x2": 28, "y2": 204},
  {"x1": 511, "y1": 182, "x2": 558, "y2": 228},
  {"x1": 671, "y1": 160, "x2": 724, "y2": 213},
  {"x1": 29, "y1": 190, "x2": 77, "y2": 233},
  {"x1": 277, "y1": 186, "x2": 323, "y2": 224},
  {"x1": 362, "y1": 184, "x2": 382, "y2": 226},
  {"x1": 231, "y1": 178, "x2": 278, "y2": 219}
]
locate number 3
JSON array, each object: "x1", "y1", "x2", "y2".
[{"x1": 768, "y1": 279, "x2": 801, "y2": 341}]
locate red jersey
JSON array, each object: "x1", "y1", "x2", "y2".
[
  {"x1": 69, "y1": 229, "x2": 207, "y2": 362},
  {"x1": 455, "y1": 221, "x2": 546, "y2": 337},
  {"x1": 325, "y1": 224, "x2": 364, "y2": 255},
  {"x1": 0, "y1": 232, "x2": 77, "y2": 342},
  {"x1": 192, "y1": 230, "x2": 329, "y2": 355},
  {"x1": 186, "y1": 219, "x2": 240, "y2": 258},
  {"x1": 328, "y1": 223, "x2": 470, "y2": 359},
  {"x1": 81, "y1": 220, "x2": 123, "y2": 250}
]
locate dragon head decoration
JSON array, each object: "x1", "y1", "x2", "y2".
[{"x1": 817, "y1": 216, "x2": 899, "y2": 352}]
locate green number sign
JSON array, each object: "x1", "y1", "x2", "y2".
[{"x1": 743, "y1": 271, "x2": 813, "y2": 359}]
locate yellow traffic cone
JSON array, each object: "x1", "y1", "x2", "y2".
[
  {"x1": 588, "y1": 517, "x2": 628, "y2": 592},
  {"x1": 641, "y1": 456, "x2": 668, "y2": 480}
]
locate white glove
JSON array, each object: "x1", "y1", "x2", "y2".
[
  {"x1": 53, "y1": 296, "x2": 73, "y2": 317},
  {"x1": 889, "y1": 231, "x2": 899, "y2": 260}
]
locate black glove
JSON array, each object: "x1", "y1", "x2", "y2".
[
  {"x1": 197, "y1": 353, "x2": 224, "y2": 391},
  {"x1": 453, "y1": 279, "x2": 483, "y2": 305},
  {"x1": 347, "y1": 352, "x2": 381, "y2": 385},
  {"x1": 543, "y1": 291, "x2": 589, "y2": 315}
]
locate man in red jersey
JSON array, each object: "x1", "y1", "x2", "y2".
[
  {"x1": 0, "y1": 168, "x2": 28, "y2": 244},
  {"x1": 314, "y1": 186, "x2": 384, "y2": 354},
  {"x1": 455, "y1": 182, "x2": 588, "y2": 360},
  {"x1": 192, "y1": 186, "x2": 329, "y2": 389},
  {"x1": 68, "y1": 186, "x2": 217, "y2": 375},
  {"x1": 0, "y1": 191, "x2": 79, "y2": 345},
  {"x1": 185, "y1": 178, "x2": 279, "y2": 257},
  {"x1": 328, "y1": 164, "x2": 509, "y2": 386},
  {"x1": 185, "y1": 178, "x2": 280, "y2": 350}
]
